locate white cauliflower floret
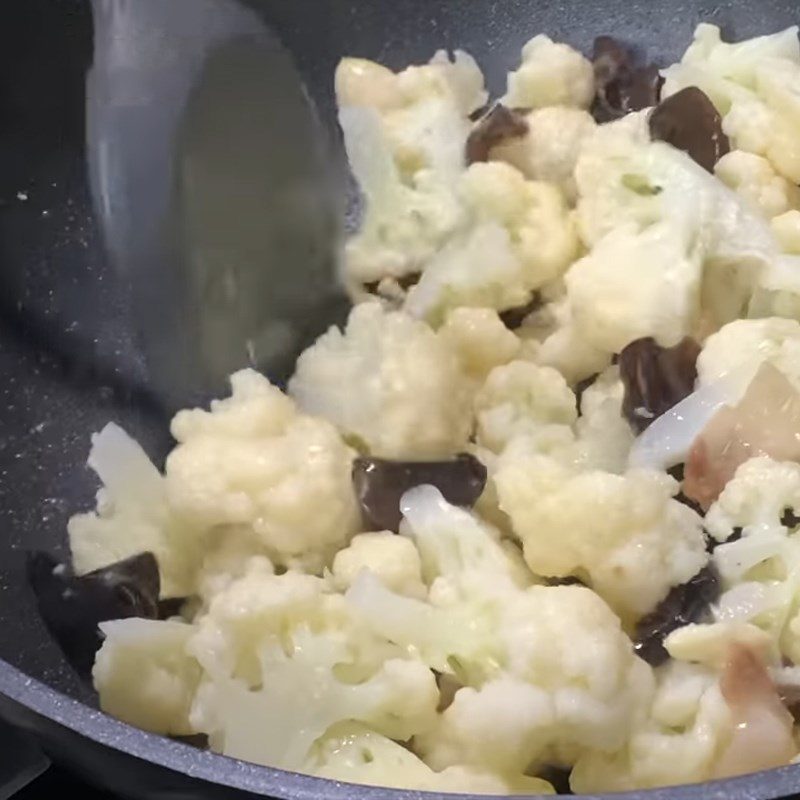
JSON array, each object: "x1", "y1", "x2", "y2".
[
  {"x1": 439, "y1": 307, "x2": 521, "y2": 381},
  {"x1": 337, "y1": 50, "x2": 485, "y2": 180},
  {"x1": 715, "y1": 151, "x2": 800, "y2": 219},
  {"x1": 189, "y1": 562, "x2": 335, "y2": 685},
  {"x1": 503, "y1": 35, "x2": 595, "y2": 110},
  {"x1": 662, "y1": 24, "x2": 800, "y2": 183},
  {"x1": 460, "y1": 162, "x2": 580, "y2": 289},
  {"x1": 701, "y1": 458, "x2": 800, "y2": 664},
  {"x1": 68, "y1": 423, "x2": 202, "y2": 598},
  {"x1": 289, "y1": 303, "x2": 472, "y2": 459},
  {"x1": 332, "y1": 532, "x2": 426, "y2": 599},
  {"x1": 191, "y1": 629, "x2": 438, "y2": 771},
  {"x1": 339, "y1": 106, "x2": 464, "y2": 285},
  {"x1": 94, "y1": 619, "x2": 201, "y2": 736},
  {"x1": 696, "y1": 318, "x2": 800, "y2": 391},
  {"x1": 406, "y1": 163, "x2": 579, "y2": 322},
  {"x1": 336, "y1": 51, "x2": 487, "y2": 287},
  {"x1": 473, "y1": 361, "x2": 577, "y2": 453},
  {"x1": 772, "y1": 210, "x2": 800, "y2": 254},
  {"x1": 571, "y1": 676, "x2": 731, "y2": 791},
  {"x1": 490, "y1": 107, "x2": 597, "y2": 199},
  {"x1": 166, "y1": 369, "x2": 359, "y2": 573},
  {"x1": 495, "y1": 455, "x2": 708, "y2": 619},
  {"x1": 571, "y1": 366, "x2": 635, "y2": 473},
  {"x1": 417, "y1": 586, "x2": 654, "y2": 772},
  {"x1": 308, "y1": 722, "x2": 554, "y2": 794},
  {"x1": 566, "y1": 222, "x2": 703, "y2": 355},
  {"x1": 573, "y1": 109, "x2": 783, "y2": 337}
]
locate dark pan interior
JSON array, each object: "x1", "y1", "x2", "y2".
[{"x1": 0, "y1": 0, "x2": 799, "y2": 796}]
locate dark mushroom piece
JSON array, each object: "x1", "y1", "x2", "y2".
[
  {"x1": 498, "y1": 292, "x2": 542, "y2": 330},
  {"x1": 649, "y1": 86, "x2": 730, "y2": 172},
  {"x1": 633, "y1": 564, "x2": 721, "y2": 667},
  {"x1": 353, "y1": 453, "x2": 487, "y2": 533},
  {"x1": 27, "y1": 551, "x2": 164, "y2": 678},
  {"x1": 592, "y1": 36, "x2": 663, "y2": 122},
  {"x1": 619, "y1": 336, "x2": 701, "y2": 434},
  {"x1": 465, "y1": 104, "x2": 529, "y2": 165}
]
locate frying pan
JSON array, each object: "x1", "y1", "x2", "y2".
[{"x1": 1, "y1": 0, "x2": 799, "y2": 798}]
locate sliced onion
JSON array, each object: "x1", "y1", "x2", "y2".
[{"x1": 628, "y1": 362, "x2": 760, "y2": 471}]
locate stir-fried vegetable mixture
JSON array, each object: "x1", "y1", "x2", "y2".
[{"x1": 34, "y1": 23, "x2": 800, "y2": 794}]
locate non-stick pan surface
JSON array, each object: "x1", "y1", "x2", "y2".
[{"x1": 1, "y1": 1, "x2": 799, "y2": 797}]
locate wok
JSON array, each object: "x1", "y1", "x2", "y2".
[{"x1": 1, "y1": 0, "x2": 799, "y2": 798}]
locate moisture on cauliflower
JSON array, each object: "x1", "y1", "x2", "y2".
[{"x1": 288, "y1": 302, "x2": 472, "y2": 459}]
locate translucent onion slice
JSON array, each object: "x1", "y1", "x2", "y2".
[{"x1": 628, "y1": 362, "x2": 759, "y2": 471}]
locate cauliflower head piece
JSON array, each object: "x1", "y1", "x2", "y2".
[
  {"x1": 94, "y1": 618, "x2": 201, "y2": 736},
  {"x1": 495, "y1": 454, "x2": 709, "y2": 619},
  {"x1": 166, "y1": 369, "x2": 359, "y2": 574},
  {"x1": 68, "y1": 422, "x2": 204, "y2": 598},
  {"x1": 308, "y1": 722, "x2": 554, "y2": 794},
  {"x1": 289, "y1": 302, "x2": 472, "y2": 459},
  {"x1": 503, "y1": 35, "x2": 595, "y2": 110}
]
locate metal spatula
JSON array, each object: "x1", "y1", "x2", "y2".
[{"x1": 87, "y1": 0, "x2": 346, "y2": 413}]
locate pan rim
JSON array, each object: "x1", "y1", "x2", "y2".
[{"x1": 2, "y1": 657, "x2": 800, "y2": 800}]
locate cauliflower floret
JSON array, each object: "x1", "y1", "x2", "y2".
[
  {"x1": 571, "y1": 366, "x2": 635, "y2": 473},
  {"x1": 332, "y1": 532, "x2": 426, "y2": 599},
  {"x1": 337, "y1": 51, "x2": 487, "y2": 287},
  {"x1": 490, "y1": 107, "x2": 597, "y2": 200},
  {"x1": 696, "y1": 318, "x2": 800, "y2": 391},
  {"x1": 189, "y1": 561, "x2": 334, "y2": 685},
  {"x1": 473, "y1": 361, "x2": 577, "y2": 453},
  {"x1": 94, "y1": 619, "x2": 201, "y2": 736},
  {"x1": 416, "y1": 586, "x2": 654, "y2": 772},
  {"x1": 573, "y1": 109, "x2": 782, "y2": 337},
  {"x1": 460, "y1": 162, "x2": 580, "y2": 289},
  {"x1": 715, "y1": 151, "x2": 800, "y2": 219},
  {"x1": 339, "y1": 106, "x2": 465, "y2": 285},
  {"x1": 191, "y1": 629, "x2": 438, "y2": 771},
  {"x1": 166, "y1": 370, "x2": 359, "y2": 573},
  {"x1": 308, "y1": 722, "x2": 554, "y2": 794},
  {"x1": 700, "y1": 458, "x2": 800, "y2": 664},
  {"x1": 495, "y1": 455, "x2": 708, "y2": 619},
  {"x1": 571, "y1": 675, "x2": 731, "y2": 791},
  {"x1": 662, "y1": 24, "x2": 800, "y2": 183},
  {"x1": 503, "y1": 35, "x2": 595, "y2": 110},
  {"x1": 438, "y1": 307, "x2": 521, "y2": 381},
  {"x1": 68, "y1": 423, "x2": 203, "y2": 598},
  {"x1": 772, "y1": 210, "x2": 800, "y2": 254},
  {"x1": 405, "y1": 163, "x2": 579, "y2": 322},
  {"x1": 289, "y1": 303, "x2": 472, "y2": 459},
  {"x1": 564, "y1": 222, "x2": 704, "y2": 355}
]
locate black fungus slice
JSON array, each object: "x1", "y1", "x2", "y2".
[
  {"x1": 353, "y1": 453, "x2": 487, "y2": 532},
  {"x1": 574, "y1": 373, "x2": 599, "y2": 417},
  {"x1": 633, "y1": 564, "x2": 721, "y2": 667},
  {"x1": 592, "y1": 36, "x2": 664, "y2": 122},
  {"x1": 499, "y1": 292, "x2": 542, "y2": 330},
  {"x1": 363, "y1": 272, "x2": 421, "y2": 299},
  {"x1": 27, "y1": 551, "x2": 161, "y2": 677},
  {"x1": 538, "y1": 766, "x2": 573, "y2": 795},
  {"x1": 619, "y1": 336, "x2": 701, "y2": 434},
  {"x1": 649, "y1": 87, "x2": 730, "y2": 172},
  {"x1": 667, "y1": 464, "x2": 706, "y2": 518},
  {"x1": 782, "y1": 509, "x2": 800, "y2": 529},
  {"x1": 465, "y1": 104, "x2": 529, "y2": 165},
  {"x1": 544, "y1": 576, "x2": 586, "y2": 588}
]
